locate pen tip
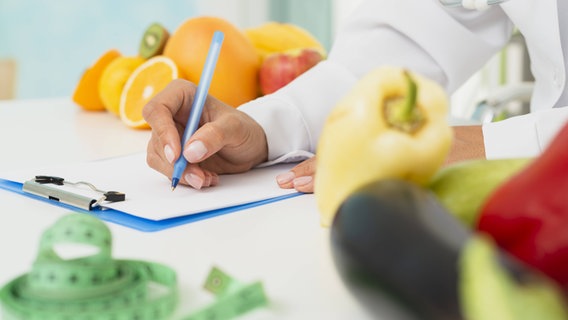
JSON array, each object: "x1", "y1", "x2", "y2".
[{"x1": 171, "y1": 178, "x2": 179, "y2": 191}]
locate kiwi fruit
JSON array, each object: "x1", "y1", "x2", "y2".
[{"x1": 139, "y1": 23, "x2": 170, "y2": 59}]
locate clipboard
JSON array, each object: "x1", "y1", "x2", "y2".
[{"x1": 0, "y1": 153, "x2": 303, "y2": 232}]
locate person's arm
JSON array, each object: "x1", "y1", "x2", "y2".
[
  {"x1": 446, "y1": 126, "x2": 486, "y2": 164},
  {"x1": 439, "y1": 106, "x2": 568, "y2": 167},
  {"x1": 239, "y1": 0, "x2": 513, "y2": 165},
  {"x1": 247, "y1": 0, "x2": 512, "y2": 192},
  {"x1": 142, "y1": 1, "x2": 514, "y2": 191}
]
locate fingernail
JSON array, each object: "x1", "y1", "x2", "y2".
[
  {"x1": 276, "y1": 172, "x2": 295, "y2": 184},
  {"x1": 185, "y1": 173, "x2": 203, "y2": 190},
  {"x1": 164, "y1": 145, "x2": 175, "y2": 164},
  {"x1": 211, "y1": 174, "x2": 220, "y2": 186},
  {"x1": 184, "y1": 140, "x2": 207, "y2": 163},
  {"x1": 293, "y1": 176, "x2": 312, "y2": 187}
]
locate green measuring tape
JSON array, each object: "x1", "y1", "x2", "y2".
[
  {"x1": 185, "y1": 268, "x2": 268, "y2": 320},
  {"x1": 1, "y1": 214, "x2": 268, "y2": 320}
]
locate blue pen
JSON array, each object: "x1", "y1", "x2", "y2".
[{"x1": 171, "y1": 31, "x2": 224, "y2": 191}]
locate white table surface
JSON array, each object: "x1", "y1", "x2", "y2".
[{"x1": 0, "y1": 98, "x2": 415, "y2": 319}]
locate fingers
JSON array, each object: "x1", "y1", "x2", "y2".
[
  {"x1": 183, "y1": 109, "x2": 269, "y2": 173},
  {"x1": 147, "y1": 138, "x2": 219, "y2": 190},
  {"x1": 276, "y1": 157, "x2": 316, "y2": 193},
  {"x1": 143, "y1": 80, "x2": 222, "y2": 190},
  {"x1": 181, "y1": 164, "x2": 220, "y2": 189},
  {"x1": 143, "y1": 77, "x2": 268, "y2": 186},
  {"x1": 143, "y1": 79, "x2": 197, "y2": 162},
  {"x1": 183, "y1": 121, "x2": 226, "y2": 164},
  {"x1": 290, "y1": 175, "x2": 314, "y2": 193},
  {"x1": 147, "y1": 132, "x2": 172, "y2": 176}
]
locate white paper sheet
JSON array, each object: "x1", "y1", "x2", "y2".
[{"x1": 1, "y1": 153, "x2": 298, "y2": 221}]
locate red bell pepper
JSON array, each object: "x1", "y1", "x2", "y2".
[{"x1": 477, "y1": 120, "x2": 568, "y2": 292}]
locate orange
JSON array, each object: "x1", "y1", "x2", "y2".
[
  {"x1": 120, "y1": 56, "x2": 180, "y2": 129},
  {"x1": 164, "y1": 16, "x2": 260, "y2": 107},
  {"x1": 72, "y1": 49, "x2": 121, "y2": 111},
  {"x1": 98, "y1": 56, "x2": 146, "y2": 116}
]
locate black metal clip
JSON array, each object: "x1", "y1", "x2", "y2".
[
  {"x1": 103, "y1": 191, "x2": 126, "y2": 202},
  {"x1": 34, "y1": 176, "x2": 65, "y2": 185}
]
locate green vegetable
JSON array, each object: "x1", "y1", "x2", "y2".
[
  {"x1": 429, "y1": 158, "x2": 530, "y2": 226},
  {"x1": 461, "y1": 236, "x2": 567, "y2": 320}
]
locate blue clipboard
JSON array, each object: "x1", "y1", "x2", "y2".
[{"x1": 0, "y1": 178, "x2": 303, "y2": 232}]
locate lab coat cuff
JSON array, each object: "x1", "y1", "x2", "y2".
[
  {"x1": 238, "y1": 95, "x2": 311, "y2": 163},
  {"x1": 483, "y1": 115, "x2": 540, "y2": 159},
  {"x1": 482, "y1": 107, "x2": 568, "y2": 159}
]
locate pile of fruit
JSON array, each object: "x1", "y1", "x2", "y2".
[
  {"x1": 71, "y1": 17, "x2": 326, "y2": 129},
  {"x1": 317, "y1": 66, "x2": 568, "y2": 319}
]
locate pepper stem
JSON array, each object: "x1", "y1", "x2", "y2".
[{"x1": 384, "y1": 71, "x2": 425, "y2": 134}]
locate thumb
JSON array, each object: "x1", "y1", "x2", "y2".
[{"x1": 183, "y1": 122, "x2": 226, "y2": 163}]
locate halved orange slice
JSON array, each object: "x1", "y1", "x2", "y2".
[{"x1": 119, "y1": 56, "x2": 180, "y2": 129}]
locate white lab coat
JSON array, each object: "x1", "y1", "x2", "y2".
[{"x1": 238, "y1": 0, "x2": 568, "y2": 163}]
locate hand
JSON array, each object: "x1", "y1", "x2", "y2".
[
  {"x1": 143, "y1": 79, "x2": 268, "y2": 189},
  {"x1": 276, "y1": 157, "x2": 316, "y2": 193}
]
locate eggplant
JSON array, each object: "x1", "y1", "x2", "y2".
[{"x1": 330, "y1": 179, "x2": 568, "y2": 320}]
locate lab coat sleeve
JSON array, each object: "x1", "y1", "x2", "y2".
[
  {"x1": 239, "y1": 0, "x2": 513, "y2": 163},
  {"x1": 483, "y1": 107, "x2": 568, "y2": 159},
  {"x1": 238, "y1": 60, "x2": 357, "y2": 165}
]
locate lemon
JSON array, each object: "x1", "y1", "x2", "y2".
[{"x1": 99, "y1": 56, "x2": 146, "y2": 116}]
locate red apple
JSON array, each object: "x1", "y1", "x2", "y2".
[{"x1": 259, "y1": 48, "x2": 324, "y2": 95}]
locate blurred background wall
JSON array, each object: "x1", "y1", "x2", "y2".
[
  {"x1": 0, "y1": 0, "x2": 334, "y2": 100},
  {"x1": 0, "y1": 0, "x2": 197, "y2": 99}
]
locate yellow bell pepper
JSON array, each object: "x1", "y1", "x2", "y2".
[{"x1": 315, "y1": 66, "x2": 452, "y2": 227}]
